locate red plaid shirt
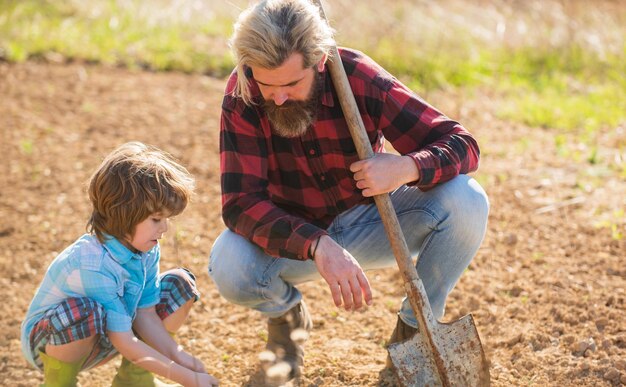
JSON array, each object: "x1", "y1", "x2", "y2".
[{"x1": 220, "y1": 48, "x2": 480, "y2": 260}]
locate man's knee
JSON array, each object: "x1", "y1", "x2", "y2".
[
  {"x1": 442, "y1": 176, "x2": 488, "y2": 221},
  {"x1": 209, "y1": 230, "x2": 266, "y2": 305},
  {"x1": 436, "y1": 176, "x2": 489, "y2": 244},
  {"x1": 464, "y1": 177, "x2": 489, "y2": 223}
]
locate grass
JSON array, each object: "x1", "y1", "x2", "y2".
[
  {"x1": 19, "y1": 139, "x2": 34, "y2": 156},
  {"x1": 1, "y1": 0, "x2": 624, "y2": 137},
  {"x1": 351, "y1": 6, "x2": 626, "y2": 135},
  {"x1": 594, "y1": 208, "x2": 625, "y2": 241},
  {"x1": 496, "y1": 53, "x2": 625, "y2": 133},
  {"x1": 0, "y1": 0, "x2": 235, "y2": 75}
]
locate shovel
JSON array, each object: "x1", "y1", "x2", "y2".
[{"x1": 312, "y1": 1, "x2": 490, "y2": 385}]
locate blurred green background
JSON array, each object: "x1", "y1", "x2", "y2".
[{"x1": 1, "y1": 0, "x2": 625, "y2": 136}]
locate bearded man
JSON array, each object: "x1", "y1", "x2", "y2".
[{"x1": 209, "y1": 0, "x2": 489, "y2": 379}]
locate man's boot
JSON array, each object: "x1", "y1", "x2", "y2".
[
  {"x1": 39, "y1": 351, "x2": 84, "y2": 387},
  {"x1": 266, "y1": 301, "x2": 313, "y2": 378},
  {"x1": 385, "y1": 316, "x2": 418, "y2": 368},
  {"x1": 111, "y1": 357, "x2": 180, "y2": 387}
]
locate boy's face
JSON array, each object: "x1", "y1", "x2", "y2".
[{"x1": 125, "y1": 212, "x2": 169, "y2": 253}]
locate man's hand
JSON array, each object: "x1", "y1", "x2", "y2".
[
  {"x1": 313, "y1": 235, "x2": 373, "y2": 310},
  {"x1": 350, "y1": 154, "x2": 419, "y2": 197}
]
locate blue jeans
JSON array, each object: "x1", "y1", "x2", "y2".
[{"x1": 209, "y1": 175, "x2": 488, "y2": 328}]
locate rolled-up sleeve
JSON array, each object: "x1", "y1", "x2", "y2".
[{"x1": 379, "y1": 80, "x2": 480, "y2": 190}]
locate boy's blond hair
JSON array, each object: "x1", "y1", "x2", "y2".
[{"x1": 87, "y1": 142, "x2": 194, "y2": 244}]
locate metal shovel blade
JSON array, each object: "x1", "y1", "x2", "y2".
[{"x1": 388, "y1": 282, "x2": 490, "y2": 387}]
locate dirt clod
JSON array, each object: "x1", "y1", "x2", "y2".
[{"x1": 604, "y1": 367, "x2": 620, "y2": 382}]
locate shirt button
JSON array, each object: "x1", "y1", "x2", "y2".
[
  {"x1": 309, "y1": 149, "x2": 315, "y2": 155},
  {"x1": 320, "y1": 175, "x2": 326, "y2": 181}
]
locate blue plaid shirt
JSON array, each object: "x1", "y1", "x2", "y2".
[{"x1": 21, "y1": 234, "x2": 160, "y2": 365}]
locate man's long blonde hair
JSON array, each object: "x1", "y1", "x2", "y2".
[{"x1": 230, "y1": 0, "x2": 335, "y2": 105}]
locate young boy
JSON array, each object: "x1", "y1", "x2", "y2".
[{"x1": 20, "y1": 142, "x2": 219, "y2": 386}]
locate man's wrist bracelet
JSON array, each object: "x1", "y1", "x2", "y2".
[{"x1": 311, "y1": 236, "x2": 321, "y2": 260}]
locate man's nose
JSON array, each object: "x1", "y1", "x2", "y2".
[{"x1": 272, "y1": 91, "x2": 289, "y2": 106}]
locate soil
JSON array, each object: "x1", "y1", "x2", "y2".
[{"x1": 0, "y1": 60, "x2": 624, "y2": 386}]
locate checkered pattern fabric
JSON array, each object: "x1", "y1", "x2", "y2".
[
  {"x1": 220, "y1": 47, "x2": 480, "y2": 260},
  {"x1": 28, "y1": 269, "x2": 199, "y2": 371},
  {"x1": 21, "y1": 234, "x2": 161, "y2": 368},
  {"x1": 155, "y1": 268, "x2": 200, "y2": 319}
]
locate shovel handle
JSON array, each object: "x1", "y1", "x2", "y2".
[
  {"x1": 313, "y1": 1, "x2": 418, "y2": 287},
  {"x1": 312, "y1": 2, "x2": 451, "y2": 385}
]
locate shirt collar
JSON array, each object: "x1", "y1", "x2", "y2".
[{"x1": 102, "y1": 235, "x2": 140, "y2": 264}]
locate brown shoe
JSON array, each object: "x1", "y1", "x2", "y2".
[
  {"x1": 266, "y1": 301, "x2": 313, "y2": 377},
  {"x1": 385, "y1": 316, "x2": 418, "y2": 368}
]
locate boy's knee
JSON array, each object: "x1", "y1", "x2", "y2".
[
  {"x1": 157, "y1": 268, "x2": 200, "y2": 319},
  {"x1": 161, "y1": 267, "x2": 198, "y2": 290}
]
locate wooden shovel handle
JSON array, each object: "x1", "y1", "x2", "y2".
[
  {"x1": 314, "y1": 3, "x2": 418, "y2": 285},
  {"x1": 312, "y1": 2, "x2": 453, "y2": 384}
]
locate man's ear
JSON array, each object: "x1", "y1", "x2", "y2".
[{"x1": 316, "y1": 54, "x2": 328, "y2": 72}]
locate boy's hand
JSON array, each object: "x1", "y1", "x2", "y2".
[
  {"x1": 190, "y1": 372, "x2": 219, "y2": 387},
  {"x1": 175, "y1": 350, "x2": 207, "y2": 373}
]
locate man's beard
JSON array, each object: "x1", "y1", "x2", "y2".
[{"x1": 263, "y1": 73, "x2": 322, "y2": 138}]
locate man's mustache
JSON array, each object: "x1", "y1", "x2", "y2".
[{"x1": 264, "y1": 100, "x2": 308, "y2": 112}]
